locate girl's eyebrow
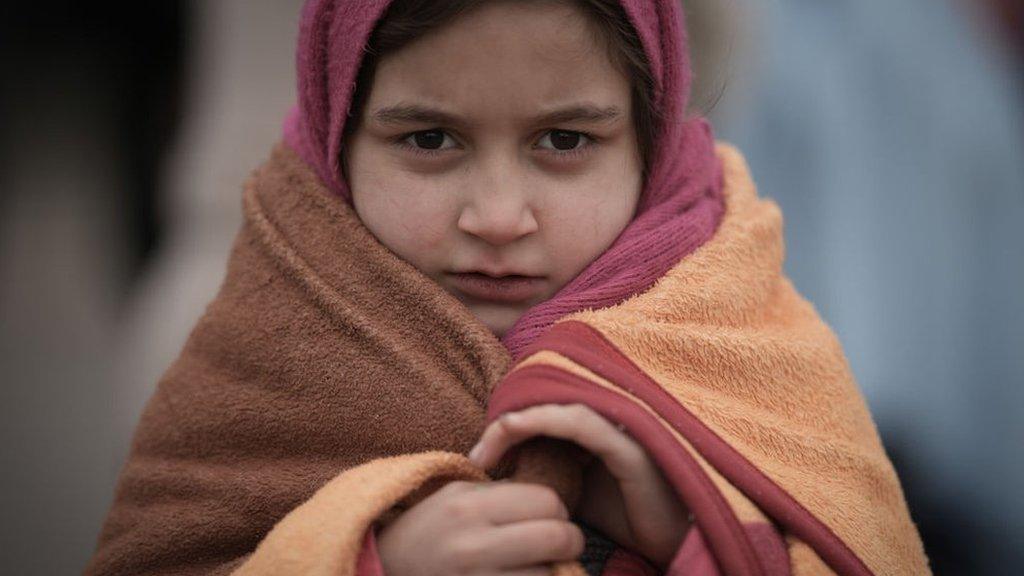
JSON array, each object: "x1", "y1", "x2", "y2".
[
  {"x1": 532, "y1": 105, "x2": 622, "y2": 126},
  {"x1": 372, "y1": 105, "x2": 462, "y2": 127},
  {"x1": 371, "y1": 104, "x2": 622, "y2": 127}
]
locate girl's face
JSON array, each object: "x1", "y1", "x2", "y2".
[{"x1": 346, "y1": 1, "x2": 643, "y2": 337}]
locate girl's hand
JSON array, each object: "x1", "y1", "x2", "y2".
[
  {"x1": 468, "y1": 404, "x2": 691, "y2": 569},
  {"x1": 376, "y1": 480, "x2": 585, "y2": 576}
]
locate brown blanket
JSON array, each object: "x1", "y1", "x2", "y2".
[
  {"x1": 85, "y1": 143, "x2": 929, "y2": 576},
  {"x1": 85, "y1": 143, "x2": 517, "y2": 575}
]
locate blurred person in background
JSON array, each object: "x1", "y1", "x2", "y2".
[
  {"x1": 977, "y1": 0, "x2": 1023, "y2": 65},
  {"x1": 1, "y1": 4, "x2": 186, "y2": 575},
  {"x1": 109, "y1": 0, "x2": 304, "y2": 469},
  {"x1": 0, "y1": 2, "x2": 301, "y2": 574},
  {"x1": 687, "y1": 0, "x2": 1024, "y2": 573}
]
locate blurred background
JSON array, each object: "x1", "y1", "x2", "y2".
[{"x1": 0, "y1": 0, "x2": 1020, "y2": 574}]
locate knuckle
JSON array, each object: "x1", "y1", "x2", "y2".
[
  {"x1": 440, "y1": 492, "x2": 481, "y2": 523},
  {"x1": 443, "y1": 535, "x2": 484, "y2": 572},
  {"x1": 494, "y1": 415, "x2": 515, "y2": 435},
  {"x1": 568, "y1": 524, "x2": 586, "y2": 556},
  {"x1": 620, "y1": 442, "x2": 650, "y2": 467},
  {"x1": 438, "y1": 480, "x2": 472, "y2": 496},
  {"x1": 566, "y1": 403, "x2": 593, "y2": 419},
  {"x1": 528, "y1": 485, "x2": 568, "y2": 519},
  {"x1": 546, "y1": 522, "x2": 585, "y2": 558},
  {"x1": 626, "y1": 449, "x2": 649, "y2": 470},
  {"x1": 436, "y1": 483, "x2": 487, "y2": 520}
]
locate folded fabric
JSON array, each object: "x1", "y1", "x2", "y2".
[
  {"x1": 84, "y1": 143, "x2": 928, "y2": 576},
  {"x1": 84, "y1": 140, "x2": 512, "y2": 576},
  {"x1": 490, "y1": 144, "x2": 931, "y2": 575}
]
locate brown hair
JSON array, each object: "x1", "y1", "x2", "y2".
[{"x1": 345, "y1": 0, "x2": 659, "y2": 174}]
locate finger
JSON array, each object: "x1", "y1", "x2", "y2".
[
  {"x1": 457, "y1": 481, "x2": 569, "y2": 525},
  {"x1": 452, "y1": 519, "x2": 584, "y2": 570},
  {"x1": 470, "y1": 405, "x2": 650, "y2": 479},
  {"x1": 501, "y1": 569, "x2": 550, "y2": 576}
]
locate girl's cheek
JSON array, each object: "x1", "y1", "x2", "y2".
[
  {"x1": 393, "y1": 176, "x2": 458, "y2": 242},
  {"x1": 548, "y1": 172, "x2": 635, "y2": 235},
  {"x1": 540, "y1": 170, "x2": 639, "y2": 276},
  {"x1": 385, "y1": 195, "x2": 452, "y2": 254},
  {"x1": 352, "y1": 167, "x2": 456, "y2": 262}
]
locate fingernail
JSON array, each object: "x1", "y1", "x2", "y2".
[
  {"x1": 468, "y1": 443, "x2": 483, "y2": 463},
  {"x1": 502, "y1": 412, "x2": 522, "y2": 425}
]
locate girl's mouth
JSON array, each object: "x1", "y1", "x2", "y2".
[{"x1": 446, "y1": 272, "x2": 546, "y2": 304}]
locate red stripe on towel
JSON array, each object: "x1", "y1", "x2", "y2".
[{"x1": 520, "y1": 320, "x2": 873, "y2": 576}]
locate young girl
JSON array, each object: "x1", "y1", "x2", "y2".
[{"x1": 85, "y1": 1, "x2": 929, "y2": 575}]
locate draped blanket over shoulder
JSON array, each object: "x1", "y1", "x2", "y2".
[{"x1": 85, "y1": 144, "x2": 929, "y2": 576}]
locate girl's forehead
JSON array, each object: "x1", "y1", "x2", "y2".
[
  {"x1": 406, "y1": 0, "x2": 600, "y2": 53},
  {"x1": 366, "y1": 2, "x2": 630, "y2": 120}
]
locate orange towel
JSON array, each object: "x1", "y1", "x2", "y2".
[
  {"x1": 491, "y1": 144, "x2": 930, "y2": 575},
  {"x1": 85, "y1": 144, "x2": 928, "y2": 576}
]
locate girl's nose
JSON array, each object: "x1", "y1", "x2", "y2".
[{"x1": 457, "y1": 174, "x2": 539, "y2": 247}]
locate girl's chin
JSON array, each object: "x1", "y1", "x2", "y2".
[{"x1": 464, "y1": 302, "x2": 528, "y2": 339}]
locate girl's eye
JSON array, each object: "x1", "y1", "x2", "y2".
[
  {"x1": 403, "y1": 129, "x2": 456, "y2": 152},
  {"x1": 536, "y1": 130, "x2": 591, "y2": 153}
]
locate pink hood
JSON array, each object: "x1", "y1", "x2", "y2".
[{"x1": 283, "y1": 0, "x2": 725, "y2": 357}]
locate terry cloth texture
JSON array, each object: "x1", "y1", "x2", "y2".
[
  {"x1": 84, "y1": 144, "x2": 929, "y2": 576},
  {"x1": 282, "y1": 0, "x2": 726, "y2": 359}
]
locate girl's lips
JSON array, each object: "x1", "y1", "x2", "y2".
[{"x1": 447, "y1": 272, "x2": 546, "y2": 303}]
